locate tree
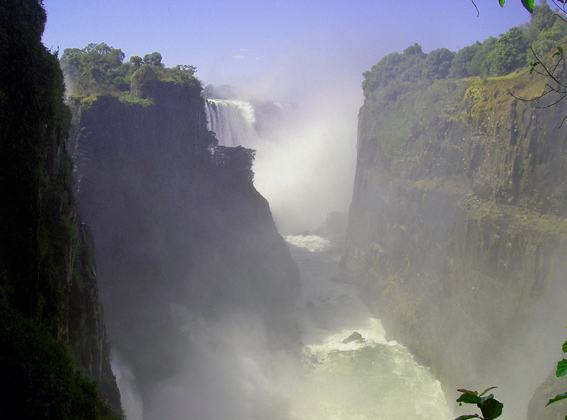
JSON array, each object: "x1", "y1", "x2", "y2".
[
  {"x1": 449, "y1": 43, "x2": 481, "y2": 78},
  {"x1": 424, "y1": 48, "x2": 456, "y2": 79},
  {"x1": 467, "y1": 37, "x2": 497, "y2": 77},
  {"x1": 60, "y1": 42, "x2": 127, "y2": 93},
  {"x1": 490, "y1": 26, "x2": 529, "y2": 75},
  {"x1": 130, "y1": 55, "x2": 143, "y2": 69},
  {"x1": 526, "y1": 1, "x2": 558, "y2": 42},
  {"x1": 143, "y1": 52, "x2": 164, "y2": 67}
]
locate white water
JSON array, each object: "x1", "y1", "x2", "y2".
[
  {"x1": 205, "y1": 99, "x2": 258, "y2": 147},
  {"x1": 284, "y1": 234, "x2": 453, "y2": 420}
]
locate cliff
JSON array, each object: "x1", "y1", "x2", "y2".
[
  {"x1": 71, "y1": 66, "x2": 300, "y2": 406},
  {"x1": 344, "y1": 52, "x2": 567, "y2": 416},
  {"x1": 0, "y1": 1, "x2": 121, "y2": 417}
]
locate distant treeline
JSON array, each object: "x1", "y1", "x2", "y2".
[{"x1": 363, "y1": 2, "x2": 566, "y2": 98}]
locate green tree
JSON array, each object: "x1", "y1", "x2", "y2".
[
  {"x1": 60, "y1": 43, "x2": 128, "y2": 93},
  {"x1": 424, "y1": 47, "x2": 456, "y2": 79},
  {"x1": 526, "y1": 1, "x2": 558, "y2": 42},
  {"x1": 468, "y1": 36, "x2": 497, "y2": 77},
  {"x1": 143, "y1": 52, "x2": 164, "y2": 67},
  {"x1": 362, "y1": 43, "x2": 426, "y2": 96},
  {"x1": 490, "y1": 26, "x2": 529, "y2": 75},
  {"x1": 130, "y1": 55, "x2": 143, "y2": 69},
  {"x1": 449, "y1": 43, "x2": 481, "y2": 78}
]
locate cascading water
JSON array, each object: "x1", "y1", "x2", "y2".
[{"x1": 205, "y1": 99, "x2": 258, "y2": 147}]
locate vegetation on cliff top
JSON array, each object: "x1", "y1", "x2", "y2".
[
  {"x1": 61, "y1": 42, "x2": 199, "y2": 99},
  {"x1": 363, "y1": 1, "x2": 566, "y2": 99}
]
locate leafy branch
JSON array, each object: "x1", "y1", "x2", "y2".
[
  {"x1": 455, "y1": 387, "x2": 503, "y2": 420},
  {"x1": 508, "y1": 43, "x2": 567, "y2": 127},
  {"x1": 544, "y1": 331, "x2": 567, "y2": 418}
]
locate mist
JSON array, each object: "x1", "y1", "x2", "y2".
[
  {"x1": 252, "y1": 95, "x2": 358, "y2": 235},
  {"x1": 207, "y1": 49, "x2": 363, "y2": 234}
]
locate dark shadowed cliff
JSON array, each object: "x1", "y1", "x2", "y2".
[
  {"x1": 0, "y1": 1, "x2": 121, "y2": 417},
  {"x1": 344, "y1": 42, "x2": 567, "y2": 418},
  {"x1": 70, "y1": 64, "x2": 300, "y2": 408}
]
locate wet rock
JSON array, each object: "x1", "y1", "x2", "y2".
[{"x1": 343, "y1": 331, "x2": 364, "y2": 344}]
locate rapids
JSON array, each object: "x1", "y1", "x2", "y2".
[{"x1": 284, "y1": 234, "x2": 453, "y2": 420}]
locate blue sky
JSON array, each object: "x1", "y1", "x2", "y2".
[{"x1": 42, "y1": 0, "x2": 532, "y2": 100}]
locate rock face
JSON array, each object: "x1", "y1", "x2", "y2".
[
  {"x1": 344, "y1": 65, "x2": 567, "y2": 416},
  {"x1": 71, "y1": 69, "x2": 300, "y2": 405},
  {"x1": 0, "y1": 1, "x2": 121, "y2": 417}
]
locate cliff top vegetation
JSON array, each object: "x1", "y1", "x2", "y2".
[
  {"x1": 362, "y1": 1, "x2": 567, "y2": 99},
  {"x1": 60, "y1": 43, "x2": 200, "y2": 101}
]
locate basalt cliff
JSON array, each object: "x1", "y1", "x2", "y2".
[
  {"x1": 70, "y1": 63, "x2": 300, "y2": 410},
  {"x1": 0, "y1": 2, "x2": 121, "y2": 418},
  {"x1": 344, "y1": 49, "x2": 567, "y2": 418}
]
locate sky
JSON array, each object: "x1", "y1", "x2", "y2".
[{"x1": 42, "y1": 0, "x2": 533, "y2": 102}]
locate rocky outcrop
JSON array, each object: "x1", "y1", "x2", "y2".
[
  {"x1": 344, "y1": 66, "x2": 567, "y2": 416},
  {"x1": 0, "y1": 1, "x2": 121, "y2": 417},
  {"x1": 71, "y1": 71, "x2": 300, "y2": 405}
]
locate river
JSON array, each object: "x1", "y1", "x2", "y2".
[{"x1": 283, "y1": 234, "x2": 453, "y2": 420}]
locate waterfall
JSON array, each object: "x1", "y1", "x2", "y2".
[{"x1": 205, "y1": 99, "x2": 258, "y2": 147}]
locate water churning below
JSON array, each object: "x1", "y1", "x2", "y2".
[
  {"x1": 284, "y1": 234, "x2": 453, "y2": 420},
  {"x1": 114, "y1": 233, "x2": 453, "y2": 420}
]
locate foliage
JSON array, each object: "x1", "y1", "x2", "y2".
[
  {"x1": 544, "y1": 328, "x2": 567, "y2": 418},
  {"x1": 214, "y1": 145, "x2": 256, "y2": 183},
  {"x1": 61, "y1": 43, "x2": 199, "y2": 98},
  {"x1": 490, "y1": 27, "x2": 529, "y2": 75},
  {"x1": 498, "y1": 0, "x2": 535, "y2": 13},
  {"x1": 1, "y1": 2, "x2": 122, "y2": 417},
  {"x1": 526, "y1": 2, "x2": 560, "y2": 42},
  {"x1": 424, "y1": 48, "x2": 456, "y2": 80},
  {"x1": 362, "y1": 43, "x2": 426, "y2": 96},
  {"x1": 364, "y1": 0, "x2": 567, "y2": 101},
  {"x1": 455, "y1": 387, "x2": 503, "y2": 420},
  {"x1": 143, "y1": 51, "x2": 164, "y2": 67},
  {"x1": 467, "y1": 37, "x2": 498, "y2": 78},
  {"x1": 0, "y1": 304, "x2": 120, "y2": 420},
  {"x1": 450, "y1": 43, "x2": 481, "y2": 78},
  {"x1": 61, "y1": 43, "x2": 129, "y2": 95}
]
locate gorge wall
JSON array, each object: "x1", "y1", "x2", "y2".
[
  {"x1": 0, "y1": 2, "x2": 121, "y2": 417},
  {"x1": 71, "y1": 66, "x2": 300, "y2": 412},
  {"x1": 344, "y1": 58, "x2": 567, "y2": 417}
]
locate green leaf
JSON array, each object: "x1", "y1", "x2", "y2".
[
  {"x1": 521, "y1": 0, "x2": 534, "y2": 12},
  {"x1": 559, "y1": 46, "x2": 564, "y2": 55},
  {"x1": 546, "y1": 392, "x2": 567, "y2": 406},
  {"x1": 457, "y1": 389, "x2": 481, "y2": 405},
  {"x1": 457, "y1": 394, "x2": 481, "y2": 405},
  {"x1": 479, "y1": 386, "x2": 498, "y2": 397},
  {"x1": 480, "y1": 397, "x2": 504, "y2": 420},
  {"x1": 457, "y1": 389, "x2": 479, "y2": 396},
  {"x1": 499, "y1": 0, "x2": 505, "y2": 7},
  {"x1": 455, "y1": 415, "x2": 480, "y2": 420},
  {"x1": 556, "y1": 359, "x2": 567, "y2": 377}
]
